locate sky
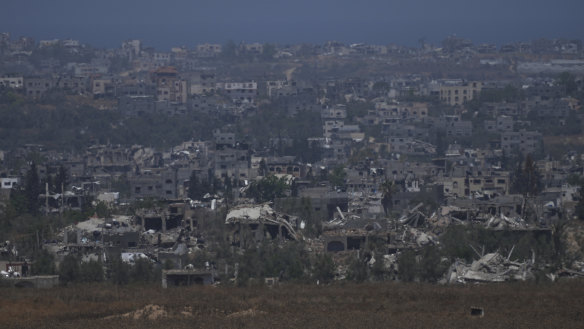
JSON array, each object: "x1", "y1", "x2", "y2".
[{"x1": 1, "y1": 0, "x2": 583, "y2": 50}]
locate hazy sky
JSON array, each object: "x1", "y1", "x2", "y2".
[{"x1": 1, "y1": 0, "x2": 583, "y2": 49}]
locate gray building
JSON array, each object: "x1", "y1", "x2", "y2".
[{"x1": 501, "y1": 130, "x2": 543, "y2": 155}]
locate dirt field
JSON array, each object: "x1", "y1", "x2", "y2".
[{"x1": 1, "y1": 280, "x2": 583, "y2": 328}]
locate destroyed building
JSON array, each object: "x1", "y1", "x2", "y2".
[{"x1": 225, "y1": 204, "x2": 301, "y2": 247}]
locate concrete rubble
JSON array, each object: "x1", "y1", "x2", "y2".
[
  {"x1": 486, "y1": 214, "x2": 528, "y2": 230},
  {"x1": 444, "y1": 250, "x2": 534, "y2": 284},
  {"x1": 225, "y1": 203, "x2": 301, "y2": 241}
]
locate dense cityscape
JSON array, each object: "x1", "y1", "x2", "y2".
[{"x1": 1, "y1": 29, "x2": 584, "y2": 327}]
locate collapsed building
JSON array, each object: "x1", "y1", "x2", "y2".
[
  {"x1": 135, "y1": 203, "x2": 195, "y2": 234},
  {"x1": 225, "y1": 203, "x2": 301, "y2": 247},
  {"x1": 42, "y1": 200, "x2": 208, "y2": 275},
  {"x1": 444, "y1": 251, "x2": 535, "y2": 284}
]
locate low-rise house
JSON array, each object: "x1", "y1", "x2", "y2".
[
  {"x1": 152, "y1": 66, "x2": 188, "y2": 104},
  {"x1": 482, "y1": 102, "x2": 525, "y2": 118},
  {"x1": 485, "y1": 115, "x2": 514, "y2": 132},
  {"x1": 195, "y1": 43, "x2": 222, "y2": 57},
  {"x1": 526, "y1": 99, "x2": 572, "y2": 119},
  {"x1": 439, "y1": 81, "x2": 482, "y2": 106},
  {"x1": 372, "y1": 101, "x2": 429, "y2": 121},
  {"x1": 323, "y1": 120, "x2": 344, "y2": 138},
  {"x1": 212, "y1": 132, "x2": 251, "y2": 181},
  {"x1": 241, "y1": 42, "x2": 263, "y2": 55},
  {"x1": 501, "y1": 130, "x2": 543, "y2": 155},
  {"x1": 24, "y1": 76, "x2": 56, "y2": 98},
  {"x1": 428, "y1": 115, "x2": 473, "y2": 137},
  {"x1": 91, "y1": 77, "x2": 115, "y2": 97},
  {"x1": 267, "y1": 80, "x2": 298, "y2": 98},
  {"x1": 218, "y1": 81, "x2": 258, "y2": 103},
  {"x1": 189, "y1": 72, "x2": 217, "y2": 95},
  {"x1": 56, "y1": 75, "x2": 88, "y2": 94},
  {"x1": 121, "y1": 39, "x2": 141, "y2": 60},
  {"x1": 297, "y1": 186, "x2": 349, "y2": 220},
  {"x1": 116, "y1": 80, "x2": 156, "y2": 97},
  {"x1": 252, "y1": 156, "x2": 305, "y2": 179},
  {"x1": 387, "y1": 137, "x2": 436, "y2": 155},
  {"x1": 130, "y1": 167, "x2": 180, "y2": 200},
  {"x1": 0, "y1": 177, "x2": 19, "y2": 189},
  {"x1": 118, "y1": 95, "x2": 156, "y2": 117},
  {"x1": 68, "y1": 62, "x2": 108, "y2": 78},
  {"x1": 443, "y1": 167, "x2": 510, "y2": 198},
  {"x1": 0, "y1": 76, "x2": 23, "y2": 89}
]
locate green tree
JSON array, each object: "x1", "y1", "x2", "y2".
[
  {"x1": 371, "y1": 254, "x2": 387, "y2": 281},
  {"x1": 130, "y1": 258, "x2": 154, "y2": 283},
  {"x1": 258, "y1": 159, "x2": 268, "y2": 176},
  {"x1": 557, "y1": 72, "x2": 578, "y2": 96},
  {"x1": 110, "y1": 256, "x2": 130, "y2": 285},
  {"x1": 439, "y1": 225, "x2": 477, "y2": 262},
  {"x1": 575, "y1": 184, "x2": 584, "y2": 220},
  {"x1": 347, "y1": 256, "x2": 368, "y2": 282},
  {"x1": 79, "y1": 260, "x2": 104, "y2": 282},
  {"x1": 163, "y1": 259, "x2": 176, "y2": 270},
  {"x1": 397, "y1": 249, "x2": 417, "y2": 282},
  {"x1": 54, "y1": 165, "x2": 69, "y2": 193},
  {"x1": 328, "y1": 165, "x2": 346, "y2": 190},
  {"x1": 372, "y1": 81, "x2": 390, "y2": 93},
  {"x1": 246, "y1": 175, "x2": 289, "y2": 202},
  {"x1": 312, "y1": 253, "x2": 335, "y2": 284},
  {"x1": 9, "y1": 185, "x2": 29, "y2": 214},
  {"x1": 24, "y1": 162, "x2": 41, "y2": 214},
  {"x1": 95, "y1": 201, "x2": 110, "y2": 218},
  {"x1": 237, "y1": 247, "x2": 263, "y2": 286},
  {"x1": 111, "y1": 174, "x2": 131, "y2": 199},
  {"x1": 31, "y1": 249, "x2": 56, "y2": 275},
  {"x1": 511, "y1": 154, "x2": 543, "y2": 196},
  {"x1": 418, "y1": 245, "x2": 449, "y2": 282},
  {"x1": 222, "y1": 40, "x2": 237, "y2": 58},
  {"x1": 59, "y1": 254, "x2": 80, "y2": 283},
  {"x1": 224, "y1": 177, "x2": 234, "y2": 204},
  {"x1": 262, "y1": 43, "x2": 277, "y2": 60},
  {"x1": 187, "y1": 171, "x2": 204, "y2": 200},
  {"x1": 380, "y1": 179, "x2": 397, "y2": 216},
  {"x1": 211, "y1": 176, "x2": 222, "y2": 194},
  {"x1": 262, "y1": 242, "x2": 307, "y2": 281}
]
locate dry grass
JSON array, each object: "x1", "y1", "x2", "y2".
[{"x1": 1, "y1": 280, "x2": 584, "y2": 328}]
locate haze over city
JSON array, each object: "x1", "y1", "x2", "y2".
[{"x1": 2, "y1": 0, "x2": 584, "y2": 48}]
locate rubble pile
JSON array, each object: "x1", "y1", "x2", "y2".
[
  {"x1": 407, "y1": 227, "x2": 438, "y2": 247},
  {"x1": 445, "y1": 251, "x2": 534, "y2": 284},
  {"x1": 486, "y1": 214, "x2": 528, "y2": 229},
  {"x1": 225, "y1": 203, "x2": 301, "y2": 240},
  {"x1": 397, "y1": 202, "x2": 427, "y2": 227}
]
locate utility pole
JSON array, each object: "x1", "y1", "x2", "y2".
[
  {"x1": 45, "y1": 182, "x2": 49, "y2": 216},
  {"x1": 60, "y1": 182, "x2": 64, "y2": 221}
]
